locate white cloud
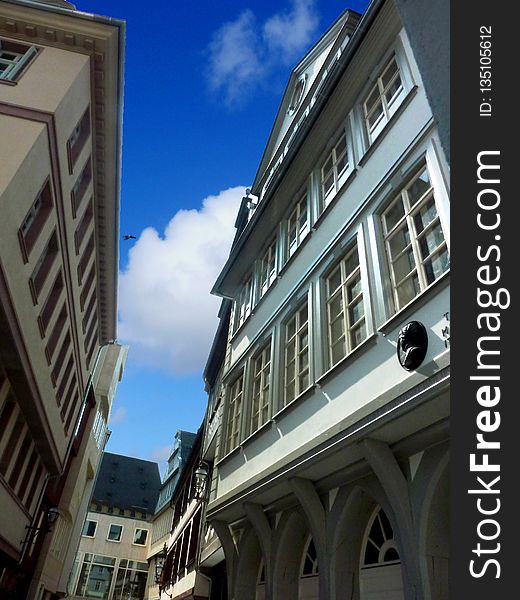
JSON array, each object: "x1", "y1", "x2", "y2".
[
  {"x1": 118, "y1": 186, "x2": 245, "y2": 375},
  {"x1": 207, "y1": 0, "x2": 319, "y2": 106},
  {"x1": 263, "y1": 0, "x2": 319, "y2": 64},
  {"x1": 151, "y1": 445, "x2": 172, "y2": 463},
  {"x1": 207, "y1": 11, "x2": 264, "y2": 106},
  {"x1": 110, "y1": 406, "x2": 127, "y2": 425}
]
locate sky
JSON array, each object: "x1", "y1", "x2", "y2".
[{"x1": 77, "y1": 0, "x2": 369, "y2": 475}]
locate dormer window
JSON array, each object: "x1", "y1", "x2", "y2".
[{"x1": 287, "y1": 76, "x2": 306, "y2": 115}]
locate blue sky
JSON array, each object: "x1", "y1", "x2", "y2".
[{"x1": 78, "y1": 0, "x2": 369, "y2": 474}]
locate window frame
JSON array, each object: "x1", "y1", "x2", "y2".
[
  {"x1": 232, "y1": 275, "x2": 253, "y2": 334},
  {"x1": 282, "y1": 299, "x2": 310, "y2": 407},
  {"x1": 257, "y1": 238, "x2": 277, "y2": 299},
  {"x1": 18, "y1": 178, "x2": 54, "y2": 263},
  {"x1": 133, "y1": 527, "x2": 149, "y2": 546},
  {"x1": 106, "y1": 523, "x2": 123, "y2": 543},
  {"x1": 82, "y1": 519, "x2": 98, "y2": 538},
  {"x1": 249, "y1": 340, "x2": 272, "y2": 436},
  {"x1": 223, "y1": 371, "x2": 245, "y2": 455},
  {"x1": 379, "y1": 161, "x2": 449, "y2": 315},
  {"x1": 323, "y1": 240, "x2": 368, "y2": 368},
  {"x1": 319, "y1": 125, "x2": 354, "y2": 209},
  {"x1": 285, "y1": 191, "x2": 310, "y2": 263},
  {"x1": 0, "y1": 38, "x2": 39, "y2": 83}
]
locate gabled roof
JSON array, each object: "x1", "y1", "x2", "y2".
[{"x1": 251, "y1": 9, "x2": 361, "y2": 196}]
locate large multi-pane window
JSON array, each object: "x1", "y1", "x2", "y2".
[
  {"x1": 321, "y1": 132, "x2": 349, "y2": 206},
  {"x1": 233, "y1": 277, "x2": 253, "y2": 333},
  {"x1": 225, "y1": 375, "x2": 244, "y2": 453},
  {"x1": 363, "y1": 53, "x2": 405, "y2": 143},
  {"x1": 286, "y1": 195, "x2": 309, "y2": 260},
  {"x1": 325, "y1": 244, "x2": 366, "y2": 367},
  {"x1": 258, "y1": 240, "x2": 277, "y2": 298},
  {"x1": 112, "y1": 559, "x2": 148, "y2": 600},
  {"x1": 250, "y1": 342, "x2": 271, "y2": 434},
  {"x1": 75, "y1": 554, "x2": 116, "y2": 600},
  {"x1": 381, "y1": 164, "x2": 449, "y2": 312},
  {"x1": 284, "y1": 301, "x2": 309, "y2": 405}
]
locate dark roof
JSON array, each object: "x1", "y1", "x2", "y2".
[{"x1": 92, "y1": 452, "x2": 161, "y2": 513}]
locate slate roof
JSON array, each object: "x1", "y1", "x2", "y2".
[{"x1": 92, "y1": 452, "x2": 161, "y2": 513}]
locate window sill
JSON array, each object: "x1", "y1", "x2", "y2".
[
  {"x1": 378, "y1": 270, "x2": 450, "y2": 335},
  {"x1": 272, "y1": 384, "x2": 316, "y2": 421},
  {"x1": 312, "y1": 168, "x2": 358, "y2": 231},
  {"x1": 316, "y1": 333, "x2": 378, "y2": 387},
  {"x1": 0, "y1": 79, "x2": 17, "y2": 87},
  {"x1": 358, "y1": 85, "x2": 419, "y2": 168},
  {"x1": 241, "y1": 418, "x2": 275, "y2": 450},
  {"x1": 215, "y1": 443, "x2": 242, "y2": 467}
]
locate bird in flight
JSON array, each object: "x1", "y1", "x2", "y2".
[{"x1": 123, "y1": 235, "x2": 136, "y2": 240}]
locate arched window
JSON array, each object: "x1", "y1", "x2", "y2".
[
  {"x1": 362, "y1": 507, "x2": 400, "y2": 567},
  {"x1": 301, "y1": 537, "x2": 319, "y2": 577}
]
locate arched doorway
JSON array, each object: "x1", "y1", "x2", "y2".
[
  {"x1": 359, "y1": 507, "x2": 404, "y2": 600},
  {"x1": 298, "y1": 536, "x2": 319, "y2": 600}
]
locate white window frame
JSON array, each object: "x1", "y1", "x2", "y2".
[
  {"x1": 324, "y1": 242, "x2": 367, "y2": 368},
  {"x1": 283, "y1": 300, "x2": 309, "y2": 406},
  {"x1": 233, "y1": 276, "x2": 253, "y2": 333},
  {"x1": 106, "y1": 523, "x2": 123, "y2": 542},
  {"x1": 133, "y1": 527, "x2": 149, "y2": 546},
  {"x1": 249, "y1": 341, "x2": 272, "y2": 435},
  {"x1": 380, "y1": 162, "x2": 449, "y2": 314},
  {"x1": 81, "y1": 519, "x2": 97, "y2": 538},
  {"x1": 286, "y1": 193, "x2": 309, "y2": 262},
  {"x1": 224, "y1": 373, "x2": 244, "y2": 454},
  {"x1": 0, "y1": 39, "x2": 38, "y2": 82},
  {"x1": 257, "y1": 239, "x2": 277, "y2": 299},
  {"x1": 320, "y1": 126, "x2": 353, "y2": 208}
]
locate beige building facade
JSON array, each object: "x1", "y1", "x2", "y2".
[{"x1": 0, "y1": 1, "x2": 126, "y2": 598}]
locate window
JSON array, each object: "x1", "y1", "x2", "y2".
[
  {"x1": 75, "y1": 554, "x2": 116, "y2": 600},
  {"x1": 250, "y1": 342, "x2": 271, "y2": 434},
  {"x1": 133, "y1": 528, "x2": 148, "y2": 546},
  {"x1": 362, "y1": 507, "x2": 400, "y2": 566},
  {"x1": 301, "y1": 537, "x2": 319, "y2": 576},
  {"x1": 233, "y1": 276, "x2": 253, "y2": 333},
  {"x1": 82, "y1": 520, "x2": 97, "y2": 538},
  {"x1": 286, "y1": 194, "x2": 309, "y2": 260},
  {"x1": 112, "y1": 559, "x2": 148, "y2": 600},
  {"x1": 284, "y1": 301, "x2": 309, "y2": 405},
  {"x1": 225, "y1": 374, "x2": 243, "y2": 454},
  {"x1": 19, "y1": 179, "x2": 53, "y2": 260},
  {"x1": 29, "y1": 230, "x2": 59, "y2": 302},
  {"x1": 381, "y1": 164, "x2": 449, "y2": 312},
  {"x1": 107, "y1": 523, "x2": 123, "y2": 542},
  {"x1": 287, "y1": 76, "x2": 306, "y2": 115},
  {"x1": 320, "y1": 131, "x2": 350, "y2": 206},
  {"x1": 68, "y1": 107, "x2": 91, "y2": 171},
  {"x1": 38, "y1": 270, "x2": 64, "y2": 336},
  {"x1": 325, "y1": 244, "x2": 366, "y2": 367},
  {"x1": 258, "y1": 240, "x2": 277, "y2": 298},
  {"x1": 0, "y1": 39, "x2": 38, "y2": 82},
  {"x1": 71, "y1": 158, "x2": 92, "y2": 217},
  {"x1": 363, "y1": 53, "x2": 405, "y2": 143}
]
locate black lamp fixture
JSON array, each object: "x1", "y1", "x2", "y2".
[
  {"x1": 154, "y1": 543, "x2": 172, "y2": 597},
  {"x1": 192, "y1": 462, "x2": 210, "y2": 501},
  {"x1": 245, "y1": 188, "x2": 257, "y2": 210},
  {"x1": 21, "y1": 506, "x2": 60, "y2": 553}
]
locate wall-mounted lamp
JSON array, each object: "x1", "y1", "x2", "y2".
[
  {"x1": 192, "y1": 462, "x2": 210, "y2": 502},
  {"x1": 21, "y1": 506, "x2": 60, "y2": 553},
  {"x1": 154, "y1": 543, "x2": 173, "y2": 597}
]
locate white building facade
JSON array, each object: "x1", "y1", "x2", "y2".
[{"x1": 203, "y1": 2, "x2": 449, "y2": 600}]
